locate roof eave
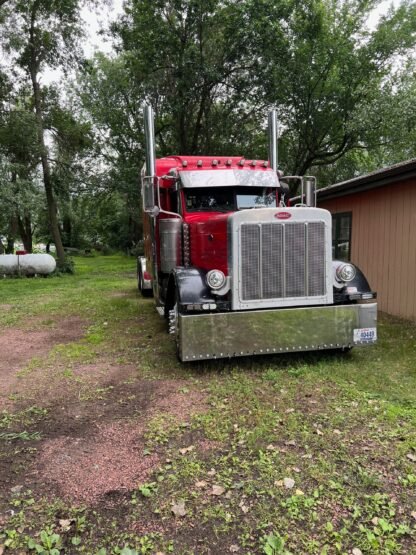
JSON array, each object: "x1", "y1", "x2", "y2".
[{"x1": 317, "y1": 160, "x2": 416, "y2": 201}]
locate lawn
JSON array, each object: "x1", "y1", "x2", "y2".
[{"x1": 0, "y1": 255, "x2": 415, "y2": 555}]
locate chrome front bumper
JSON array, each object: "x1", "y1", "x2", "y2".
[{"x1": 178, "y1": 303, "x2": 377, "y2": 361}]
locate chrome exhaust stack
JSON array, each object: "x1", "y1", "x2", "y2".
[
  {"x1": 143, "y1": 104, "x2": 156, "y2": 178},
  {"x1": 268, "y1": 110, "x2": 279, "y2": 172},
  {"x1": 305, "y1": 177, "x2": 317, "y2": 207}
]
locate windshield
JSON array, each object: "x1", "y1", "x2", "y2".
[{"x1": 184, "y1": 186, "x2": 277, "y2": 212}]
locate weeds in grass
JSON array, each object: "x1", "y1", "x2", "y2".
[
  {"x1": 27, "y1": 527, "x2": 62, "y2": 554},
  {"x1": 262, "y1": 532, "x2": 291, "y2": 555},
  {"x1": 0, "y1": 431, "x2": 41, "y2": 441},
  {"x1": 0, "y1": 406, "x2": 47, "y2": 429},
  {"x1": 1, "y1": 256, "x2": 416, "y2": 554}
]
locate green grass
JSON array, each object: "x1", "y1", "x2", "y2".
[
  {"x1": 0, "y1": 255, "x2": 415, "y2": 554},
  {"x1": 0, "y1": 254, "x2": 137, "y2": 327}
]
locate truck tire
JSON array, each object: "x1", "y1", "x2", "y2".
[{"x1": 168, "y1": 289, "x2": 181, "y2": 360}]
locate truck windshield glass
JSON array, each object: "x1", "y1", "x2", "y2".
[{"x1": 185, "y1": 187, "x2": 276, "y2": 212}]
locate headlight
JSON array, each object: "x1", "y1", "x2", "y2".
[
  {"x1": 206, "y1": 269, "x2": 226, "y2": 290},
  {"x1": 336, "y1": 263, "x2": 356, "y2": 282}
]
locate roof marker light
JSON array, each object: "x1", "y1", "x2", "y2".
[
  {"x1": 182, "y1": 160, "x2": 188, "y2": 167},
  {"x1": 226, "y1": 159, "x2": 232, "y2": 166},
  {"x1": 212, "y1": 160, "x2": 218, "y2": 166},
  {"x1": 197, "y1": 159, "x2": 203, "y2": 167},
  {"x1": 238, "y1": 159, "x2": 245, "y2": 166},
  {"x1": 263, "y1": 161, "x2": 268, "y2": 167},
  {"x1": 251, "y1": 160, "x2": 257, "y2": 167}
]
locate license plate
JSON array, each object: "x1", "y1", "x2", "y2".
[{"x1": 354, "y1": 327, "x2": 377, "y2": 343}]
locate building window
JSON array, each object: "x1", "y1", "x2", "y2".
[{"x1": 332, "y1": 212, "x2": 352, "y2": 261}]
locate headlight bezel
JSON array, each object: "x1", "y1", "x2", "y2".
[
  {"x1": 336, "y1": 263, "x2": 356, "y2": 283},
  {"x1": 206, "y1": 269, "x2": 226, "y2": 290}
]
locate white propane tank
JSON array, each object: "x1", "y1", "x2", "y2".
[{"x1": 0, "y1": 254, "x2": 56, "y2": 276}]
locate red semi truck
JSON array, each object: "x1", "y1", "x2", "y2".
[{"x1": 138, "y1": 106, "x2": 377, "y2": 361}]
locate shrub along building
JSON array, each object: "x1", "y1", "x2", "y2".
[{"x1": 317, "y1": 159, "x2": 416, "y2": 320}]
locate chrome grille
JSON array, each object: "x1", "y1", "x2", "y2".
[
  {"x1": 308, "y1": 222, "x2": 326, "y2": 297},
  {"x1": 241, "y1": 225, "x2": 261, "y2": 299},
  {"x1": 262, "y1": 224, "x2": 283, "y2": 298},
  {"x1": 285, "y1": 223, "x2": 306, "y2": 297},
  {"x1": 240, "y1": 222, "x2": 326, "y2": 301}
]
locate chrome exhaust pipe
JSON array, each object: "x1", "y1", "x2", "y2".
[
  {"x1": 143, "y1": 104, "x2": 156, "y2": 177},
  {"x1": 305, "y1": 177, "x2": 316, "y2": 207},
  {"x1": 268, "y1": 110, "x2": 278, "y2": 171}
]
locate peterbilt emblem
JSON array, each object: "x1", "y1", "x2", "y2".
[{"x1": 275, "y1": 212, "x2": 292, "y2": 219}]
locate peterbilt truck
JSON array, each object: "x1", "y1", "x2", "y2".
[{"x1": 138, "y1": 106, "x2": 377, "y2": 361}]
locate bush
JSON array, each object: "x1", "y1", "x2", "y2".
[
  {"x1": 56, "y1": 256, "x2": 75, "y2": 274},
  {"x1": 128, "y1": 241, "x2": 144, "y2": 258},
  {"x1": 101, "y1": 245, "x2": 113, "y2": 256}
]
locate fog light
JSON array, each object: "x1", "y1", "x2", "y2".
[{"x1": 206, "y1": 269, "x2": 226, "y2": 290}]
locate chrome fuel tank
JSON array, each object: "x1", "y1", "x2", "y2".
[{"x1": 159, "y1": 218, "x2": 183, "y2": 273}]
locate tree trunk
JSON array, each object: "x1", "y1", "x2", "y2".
[
  {"x1": 6, "y1": 237, "x2": 14, "y2": 254},
  {"x1": 17, "y1": 213, "x2": 33, "y2": 253},
  {"x1": 31, "y1": 78, "x2": 65, "y2": 264},
  {"x1": 6, "y1": 215, "x2": 18, "y2": 254},
  {"x1": 62, "y1": 214, "x2": 72, "y2": 247},
  {"x1": 28, "y1": 9, "x2": 65, "y2": 266}
]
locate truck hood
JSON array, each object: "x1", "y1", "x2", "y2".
[{"x1": 184, "y1": 212, "x2": 230, "y2": 274}]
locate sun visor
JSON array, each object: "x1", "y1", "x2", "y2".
[{"x1": 179, "y1": 169, "x2": 279, "y2": 188}]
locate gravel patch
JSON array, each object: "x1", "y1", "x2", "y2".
[
  {"x1": 35, "y1": 384, "x2": 208, "y2": 505},
  {"x1": 0, "y1": 316, "x2": 86, "y2": 408},
  {"x1": 38, "y1": 421, "x2": 158, "y2": 504}
]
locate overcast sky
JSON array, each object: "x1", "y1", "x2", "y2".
[
  {"x1": 43, "y1": 0, "x2": 401, "y2": 84},
  {"x1": 80, "y1": 0, "x2": 124, "y2": 57}
]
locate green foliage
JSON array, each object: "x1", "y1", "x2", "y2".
[
  {"x1": 27, "y1": 527, "x2": 62, "y2": 554},
  {"x1": 81, "y1": 0, "x2": 416, "y2": 186},
  {"x1": 252, "y1": 0, "x2": 416, "y2": 178},
  {"x1": 0, "y1": 430, "x2": 41, "y2": 441},
  {"x1": 0, "y1": 406, "x2": 47, "y2": 430},
  {"x1": 2, "y1": 0, "x2": 416, "y2": 252},
  {"x1": 137, "y1": 482, "x2": 157, "y2": 498},
  {"x1": 262, "y1": 532, "x2": 292, "y2": 555},
  {"x1": 0, "y1": 0, "x2": 93, "y2": 260},
  {"x1": 56, "y1": 256, "x2": 75, "y2": 274}
]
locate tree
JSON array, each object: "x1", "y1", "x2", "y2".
[
  {"x1": 111, "y1": 0, "x2": 263, "y2": 155},
  {"x1": 251, "y1": 0, "x2": 416, "y2": 177},
  {"x1": 75, "y1": 0, "x2": 416, "y2": 250},
  {"x1": 93, "y1": 0, "x2": 416, "y2": 180},
  {"x1": 1, "y1": 0, "x2": 85, "y2": 265},
  {"x1": 77, "y1": 53, "x2": 144, "y2": 249},
  {"x1": 0, "y1": 76, "x2": 43, "y2": 253}
]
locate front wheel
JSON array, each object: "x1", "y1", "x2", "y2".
[{"x1": 168, "y1": 290, "x2": 182, "y2": 360}]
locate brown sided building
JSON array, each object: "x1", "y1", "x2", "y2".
[{"x1": 317, "y1": 159, "x2": 416, "y2": 320}]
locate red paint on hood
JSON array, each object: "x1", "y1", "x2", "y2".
[{"x1": 184, "y1": 212, "x2": 229, "y2": 274}]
